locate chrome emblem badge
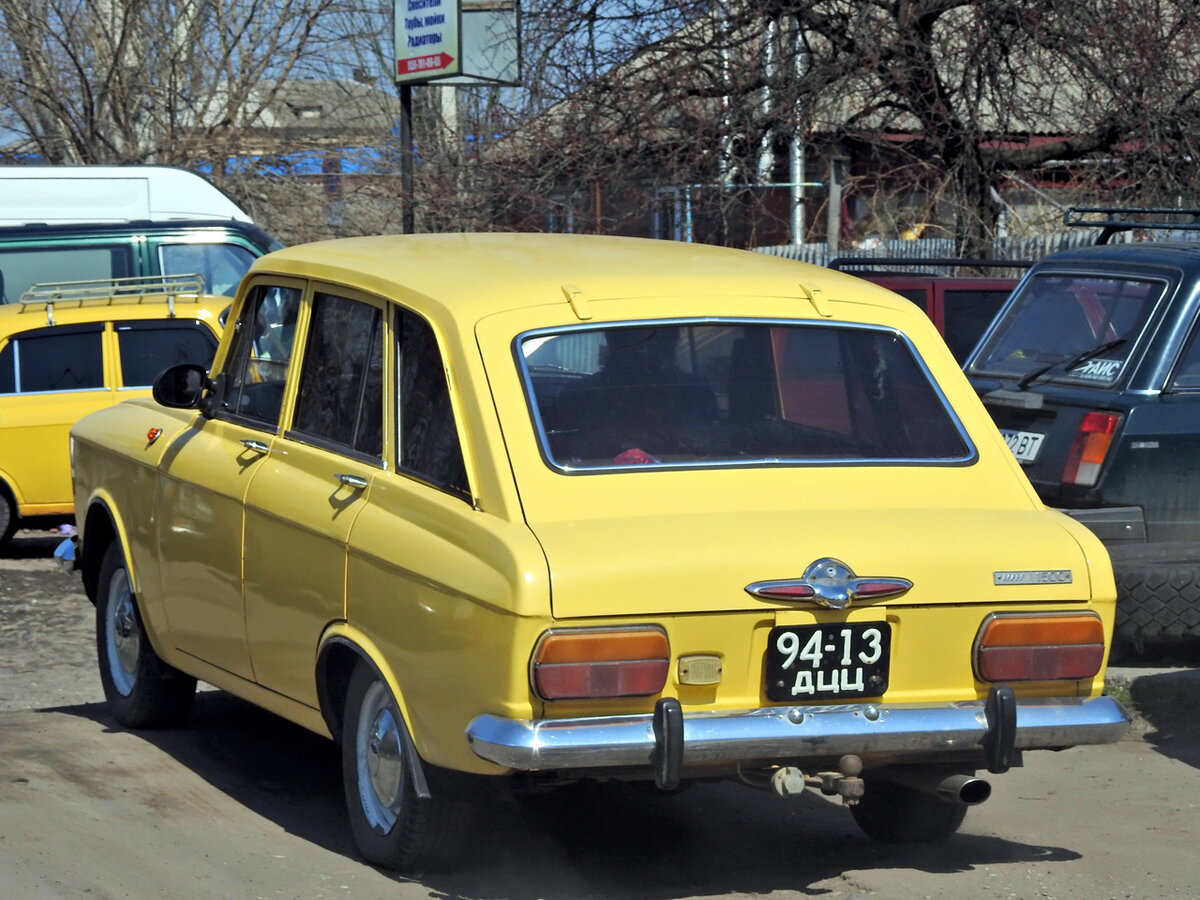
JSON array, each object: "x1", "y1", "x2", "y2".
[{"x1": 746, "y1": 558, "x2": 913, "y2": 610}]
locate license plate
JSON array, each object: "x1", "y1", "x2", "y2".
[
  {"x1": 765, "y1": 622, "x2": 891, "y2": 702},
  {"x1": 1001, "y1": 428, "x2": 1045, "y2": 463}
]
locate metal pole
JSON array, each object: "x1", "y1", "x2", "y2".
[
  {"x1": 827, "y1": 157, "x2": 843, "y2": 255},
  {"x1": 400, "y1": 83, "x2": 415, "y2": 235}
]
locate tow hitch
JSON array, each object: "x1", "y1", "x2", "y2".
[{"x1": 769, "y1": 754, "x2": 866, "y2": 805}]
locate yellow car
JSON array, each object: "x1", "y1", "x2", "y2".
[
  {"x1": 0, "y1": 275, "x2": 224, "y2": 542},
  {"x1": 68, "y1": 235, "x2": 1129, "y2": 871}
]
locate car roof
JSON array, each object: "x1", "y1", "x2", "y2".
[
  {"x1": 1038, "y1": 241, "x2": 1200, "y2": 272},
  {"x1": 253, "y1": 233, "x2": 907, "y2": 324},
  {"x1": 0, "y1": 218, "x2": 276, "y2": 246}
]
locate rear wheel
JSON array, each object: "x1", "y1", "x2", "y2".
[
  {"x1": 341, "y1": 664, "x2": 469, "y2": 872},
  {"x1": 0, "y1": 487, "x2": 16, "y2": 546},
  {"x1": 849, "y1": 780, "x2": 967, "y2": 843},
  {"x1": 95, "y1": 543, "x2": 196, "y2": 728}
]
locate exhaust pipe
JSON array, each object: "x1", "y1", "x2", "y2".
[
  {"x1": 936, "y1": 774, "x2": 991, "y2": 806},
  {"x1": 876, "y1": 769, "x2": 992, "y2": 806}
]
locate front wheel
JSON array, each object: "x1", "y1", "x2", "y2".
[
  {"x1": 849, "y1": 779, "x2": 968, "y2": 843},
  {"x1": 341, "y1": 665, "x2": 469, "y2": 872},
  {"x1": 95, "y1": 543, "x2": 196, "y2": 728}
]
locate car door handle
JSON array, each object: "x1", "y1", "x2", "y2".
[
  {"x1": 335, "y1": 473, "x2": 369, "y2": 490},
  {"x1": 240, "y1": 439, "x2": 270, "y2": 454}
]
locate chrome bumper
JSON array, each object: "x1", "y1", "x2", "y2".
[{"x1": 466, "y1": 696, "x2": 1130, "y2": 772}]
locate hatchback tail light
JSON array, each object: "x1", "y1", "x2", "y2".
[
  {"x1": 974, "y1": 612, "x2": 1106, "y2": 682},
  {"x1": 531, "y1": 627, "x2": 670, "y2": 700},
  {"x1": 1061, "y1": 411, "x2": 1121, "y2": 487}
]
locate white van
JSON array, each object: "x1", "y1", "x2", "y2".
[{"x1": 0, "y1": 165, "x2": 252, "y2": 226}]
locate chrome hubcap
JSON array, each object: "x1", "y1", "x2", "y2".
[
  {"x1": 105, "y1": 567, "x2": 139, "y2": 696},
  {"x1": 357, "y1": 681, "x2": 405, "y2": 832}
]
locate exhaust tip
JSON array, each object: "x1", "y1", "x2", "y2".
[{"x1": 939, "y1": 774, "x2": 991, "y2": 806}]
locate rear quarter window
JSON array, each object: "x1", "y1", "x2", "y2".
[{"x1": 116, "y1": 320, "x2": 219, "y2": 388}]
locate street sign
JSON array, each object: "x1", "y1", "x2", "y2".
[{"x1": 394, "y1": 0, "x2": 520, "y2": 86}]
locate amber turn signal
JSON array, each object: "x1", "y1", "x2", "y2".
[
  {"x1": 531, "y1": 627, "x2": 670, "y2": 700},
  {"x1": 974, "y1": 612, "x2": 1106, "y2": 682}
]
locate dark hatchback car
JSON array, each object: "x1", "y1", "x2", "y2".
[{"x1": 965, "y1": 213, "x2": 1200, "y2": 654}]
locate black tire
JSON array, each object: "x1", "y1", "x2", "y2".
[
  {"x1": 0, "y1": 486, "x2": 16, "y2": 546},
  {"x1": 341, "y1": 664, "x2": 470, "y2": 872},
  {"x1": 1113, "y1": 563, "x2": 1200, "y2": 657},
  {"x1": 95, "y1": 543, "x2": 196, "y2": 728},
  {"x1": 849, "y1": 779, "x2": 968, "y2": 843}
]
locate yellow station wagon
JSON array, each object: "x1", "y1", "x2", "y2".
[
  {"x1": 0, "y1": 275, "x2": 224, "y2": 542},
  {"x1": 67, "y1": 234, "x2": 1129, "y2": 871}
]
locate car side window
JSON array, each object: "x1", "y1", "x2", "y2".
[
  {"x1": 116, "y1": 321, "x2": 219, "y2": 388},
  {"x1": 217, "y1": 284, "x2": 301, "y2": 427},
  {"x1": 1170, "y1": 326, "x2": 1200, "y2": 390},
  {"x1": 291, "y1": 292, "x2": 384, "y2": 459},
  {"x1": 396, "y1": 307, "x2": 469, "y2": 496},
  {"x1": 0, "y1": 324, "x2": 105, "y2": 393},
  {"x1": 159, "y1": 243, "x2": 257, "y2": 297}
]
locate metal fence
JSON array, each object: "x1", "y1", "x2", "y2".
[{"x1": 752, "y1": 229, "x2": 1128, "y2": 269}]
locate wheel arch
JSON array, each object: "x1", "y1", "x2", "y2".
[
  {"x1": 79, "y1": 495, "x2": 130, "y2": 605},
  {"x1": 316, "y1": 628, "x2": 432, "y2": 798}
]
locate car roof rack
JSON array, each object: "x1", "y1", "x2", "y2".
[
  {"x1": 1063, "y1": 206, "x2": 1200, "y2": 244},
  {"x1": 17, "y1": 274, "x2": 206, "y2": 327}
]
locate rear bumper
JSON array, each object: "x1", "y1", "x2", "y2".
[
  {"x1": 1059, "y1": 505, "x2": 1146, "y2": 543},
  {"x1": 465, "y1": 695, "x2": 1130, "y2": 772}
]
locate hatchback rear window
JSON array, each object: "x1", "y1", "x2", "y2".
[
  {"x1": 970, "y1": 273, "x2": 1165, "y2": 386},
  {"x1": 520, "y1": 321, "x2": 972, "y2": 471}
]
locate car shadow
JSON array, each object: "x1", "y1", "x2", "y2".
[
  {"x1": 48, "y1": 690, "x2": 1081, "y2": 898},
  {"x1": 0, "y1": 529, "x2": 67, "y2": 560},
  {"x1": 1129, "y1": 668, "x2": 1200, "y2": 770}
]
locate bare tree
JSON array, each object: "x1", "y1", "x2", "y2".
[
  {"x1": 454, "y1": 0, "x2": 1200, "y2": 252},
  {"x1": 0, "y1": 2, "x2": 362, "y2": 165}
]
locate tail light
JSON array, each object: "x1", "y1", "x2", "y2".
[
  {"x1": 974, "y1": 612, "x2": 1106, "y2": 682},
  {"x1": 531, "y1": 627, "x2": 670, "y2": 700},
  {"x1": 1061, "y1": 412, "x2": 1121, "y2": 486}
]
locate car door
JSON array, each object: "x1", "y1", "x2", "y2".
[
  {"x1": 242, "y1": 289, "x2": 385, "y2": 705},
  {"x1": 155, "y1": 281, "x2": 301, "y2": 679},
  {"x1": 0, "y1": 323, "x2": 110, "y2": 513}
]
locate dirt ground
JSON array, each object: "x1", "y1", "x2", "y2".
[
  {"x1": 0, "y1": 530, "x2": 100, "y2": 713},
  {"x1": 4, "y1": 527, "x2": 1200, "y2": 899}
]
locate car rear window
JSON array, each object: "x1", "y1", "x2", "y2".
[
  {"x1": 970, "y1": 273, "x2": 1165, "y2": 387},
  {"x1": 520, "y1": 321, "x2": 972, "y2": 471}
]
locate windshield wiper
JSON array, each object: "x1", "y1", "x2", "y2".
[{"x1": 1017, "y1": 338, "x2": 1127, "y2": 390}]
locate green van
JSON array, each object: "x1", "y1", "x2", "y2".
[{"x1": 0, "y1": 166, "x2": 281, "y2": 302}]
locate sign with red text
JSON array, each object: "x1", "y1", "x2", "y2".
[{"x1": 394, "y1": 0, "x2": 520, "y2": 86}]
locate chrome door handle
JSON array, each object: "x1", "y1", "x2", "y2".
[
  {"x1": 241, "y1": 439, "x2": 270, "y2": 454},
  {"x1": 335, "y1": 473, "x2": 369, "y2": 489}
]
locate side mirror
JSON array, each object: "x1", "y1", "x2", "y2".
[{"x1": 152, "y1": 364, "x2": 210, "y2": 410}]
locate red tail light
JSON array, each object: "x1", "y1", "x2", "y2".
[
  {"x1": 974, "y1": 612, "x2": 1106, "y2": 682},
  {"x1": 1061, "y1": 412, "x2": 1121, "y2": 487},
  {"x1": 531, "y1": 627, "x2": 670, "y2": 700}
]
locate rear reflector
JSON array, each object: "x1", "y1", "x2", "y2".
[
  {"x1": 1061, "y1": 412, "x2": 1121, "y2": 487},
  {"x1": 532, "y1": 627, "x2": 670, "y2": 700},
  {"x1": 975, "y1": 612, "x2": 1106, "y2": 682}
]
